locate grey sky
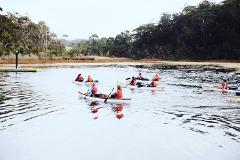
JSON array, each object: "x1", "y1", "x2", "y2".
[{"x1": 1, "y1": 0, "x2": 223, "y2": 40}]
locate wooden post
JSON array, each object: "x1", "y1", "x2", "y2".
[{"x1": 16, "y1": 50, "x2": 19, "y2": 69}]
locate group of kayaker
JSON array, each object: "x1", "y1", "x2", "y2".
[
  {"x1": 75, "y1": 74, "x2": 95, "y2": 82},
  {"x1": 87, "y1": 83, "x2": 123, "y2": 99},
  {"x1": 76, "y1": 72, "x2": 161, "y2": 100},
  {"x1": 217, "y1": 79, "x2": 240, "y2": 96},
  {"x1": 129, "y1": 73, "x2": 160, "y2": 88}
]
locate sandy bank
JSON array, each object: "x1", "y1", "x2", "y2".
[{"x1": 0, "y1": 57, "x2": 239, "y2": 71}]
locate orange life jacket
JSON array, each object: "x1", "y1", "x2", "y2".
[
  {"x1": 87, "y1": 77, "x2": 93, "y2": 82},
  {"x1": 116, "y1": 90, "x2": 123, "y2": 99},
  {"x1": 92, "y1": 86, "x2": 97, "y2": 94},
  {"x1": 155, "y1": 75, "x2": 161, "y2": 81}
]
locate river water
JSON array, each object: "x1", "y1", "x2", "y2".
[{"x1": 0, "y1": 64, "x2": 240, "y2": 160}]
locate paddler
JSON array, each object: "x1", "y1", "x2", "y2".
[
  {"x1": 153, "y1": 74, "x2": 161, "y2": 81},
  {"x1": 75, "y1": 73, "x2": 84, "y2": 82},
  {"x1": 221, "y1": 80, "x2": 229, "y2": 90},
  {"x1": 86, "y1": 75, "x2": 94, "y2": 82},
  {"x1": 88, "y1": 82, "x2": 98, "y2": 96},
  {"x1": 88, "y1": 83, "x2": 108, "y2": 98},
  {"x1": 130, "y1": 77, "x2": 137, "y2": 86},
  {"x1": 111, "y1": 85, "x2": 123, "y2": 99},
  {"x1": 137, "y1": 73, "x2": 144, "y2": 80},
  {"x1": 148, "y1": 79, "x2": 158, "y2": 87}
]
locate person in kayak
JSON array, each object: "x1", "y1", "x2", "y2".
[
  {"x1": 136, "y1": 73, "x2": 144, "y2": 80},
  {"x1": 147, "y1": 79, "x2": 158, "y2": 87},
  {"x1": 88, "y1": 82, "x2": 98, "y2": 96},
  {"x1": 86, "y1": 75, "x2": 94, "y2": 82},
  {"x1": 75, "y1": 74, "x2": 84, "y2": 82},
  {"x1": 88, "y1": 83, "x2": 108, "y2": 98},
  {"x1": 111, "y1": 85, "x2": 123, "y2": 99},
  {"x1": 221, "y1": 80, "x2": 229, "y2": 90},
  {"x1": 153, "y1": 74, "x2": 161, "y2": 81},
  {"x1": 130, "y1": 77, "x2": 137, "y2": 86}
]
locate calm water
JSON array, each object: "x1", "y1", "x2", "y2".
[{"x1": 0, "y1": 65, "x2": 240, "y2": 160}]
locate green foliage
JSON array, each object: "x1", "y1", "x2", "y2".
[
  {"x1": 0, "y1": 8, "x2": 65, "y2": 57},
  {"x1": 72, "y1": 0, "x2": 240, "y2": 60}
]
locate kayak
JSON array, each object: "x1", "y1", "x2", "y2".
[
  {"x1": 202, "y1": 84, "x2": 240, "y2": 93},
  {"x1": 127, "y1": 85, "x2": 164, "y2": 91},
  {"x1": 74, "y1": 80, "x2": 99, "y2": 85},
  {"x1": 126, "y1": 78, "x2": 161, "y2": 83},
  {"x1": 79, "y1": 92, "x2": 131, "y2": 104}
]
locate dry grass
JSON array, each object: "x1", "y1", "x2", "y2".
[{"x1": 0, "y1": 56, "x2": 239, "y2": 71}]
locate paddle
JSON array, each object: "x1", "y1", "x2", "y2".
[{"x1": 104, "y1": 88, "x2": 114, "y2": 103}]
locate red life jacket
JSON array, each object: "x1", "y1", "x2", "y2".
[
  {"x1": 130, "y1": 79, "x2": 136, "y2": 86},
  {"x1": 221, "y1": 83, "x2": 228, "y2": 90},
  {"x1": 116, "y1": 90, "x2": 123, "y2": 99},
  {"x1": 151, "y1": 81, "x2": 157, "y2": 87},
  {"x1": 92, "y1": 86, "x2": 97, "y2": 94},
  {"x1": 77, "y1": 75, "x2": 83, "y2": 81}
]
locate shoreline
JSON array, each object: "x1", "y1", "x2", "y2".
[{"x1": 0, "y1": 58, "x2": 240, "y2": 71}]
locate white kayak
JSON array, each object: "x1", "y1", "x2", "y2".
[
  {"x1": 74, "y1": 80, "x2": 99, "y2": 86},
  {"x1": 125, "y1": 79, "x2": 161, "y2": 84},
  {"x1": 202, "y1": 84, "x2": 240, "y2": 93},
  {"x1": 126, "y1": 85, "x2": 164, "y2": 91},
  {"x1": 79, "y1": 92, "x2": 131, "y2": 104}
]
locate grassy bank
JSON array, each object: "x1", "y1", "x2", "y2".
[{"x1": 0, "y1": 56, "x2": 240, "y2": 71}]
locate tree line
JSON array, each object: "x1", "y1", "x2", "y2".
[
  {"x1": 71, "y1": 0, "x2": 240, "y2": 60},
  {"x1": 0, "y1": 7, "x2": 65, "y2": 57},
  {"x1": 1, "y1": 0, "x2": 240, "y2": 60}
]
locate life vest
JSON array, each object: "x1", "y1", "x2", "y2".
[
  {"x1": 130, "y1": 79, "x2": 136, "y2": 86},
  {"x1": 92, "y1": 86, "x2": 97, "y2": 94},
  {"x1": 116, "y1": 90, "x2": 123, "y2": 99},
  {"x1": 154, "y1": 75, "x2": 161, "y2": 81},
  {"x1": 87, "y1": 77, "x2": 93, "y2": 82},
  {"x1": 77, "y1": 75, "x2": 84, "y2": 81},
  {"x1": 151, "y1": 81, "x2": 157, "y2": 87},
  {"x1": 221, "y1": 83, "x2": 228, "y2": 90}
]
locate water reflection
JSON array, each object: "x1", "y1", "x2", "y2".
[
  {"x1": 86, "y1": 101, "x2": 125, "y2": 120},
  {"x1": 114, "y1": 104, "x2": 124, "y2": 120},
  {"x1": 0, "y1": 65, "x2": 240, "y2": 145},
  {"x1": 0, "y1": 72, "x2": 62, "y2": 131}
]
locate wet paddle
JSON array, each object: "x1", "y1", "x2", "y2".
[{"x1": 104, "y1": 88, "x2": 114, "y2": 103}]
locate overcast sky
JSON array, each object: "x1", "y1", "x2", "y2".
[{"x1": 0, "y1": 0, "x2": 223, "y2": 40}]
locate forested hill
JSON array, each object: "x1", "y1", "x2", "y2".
[
  {"x1": 1, "y1": 0, "x2": 240, "y2": 60},
  {"x1": 0, "y1": 8, "x2": 64, "y2": 57},
  {"x1": 71, "y1": 0, "x2": 240, "y2": 60}
]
